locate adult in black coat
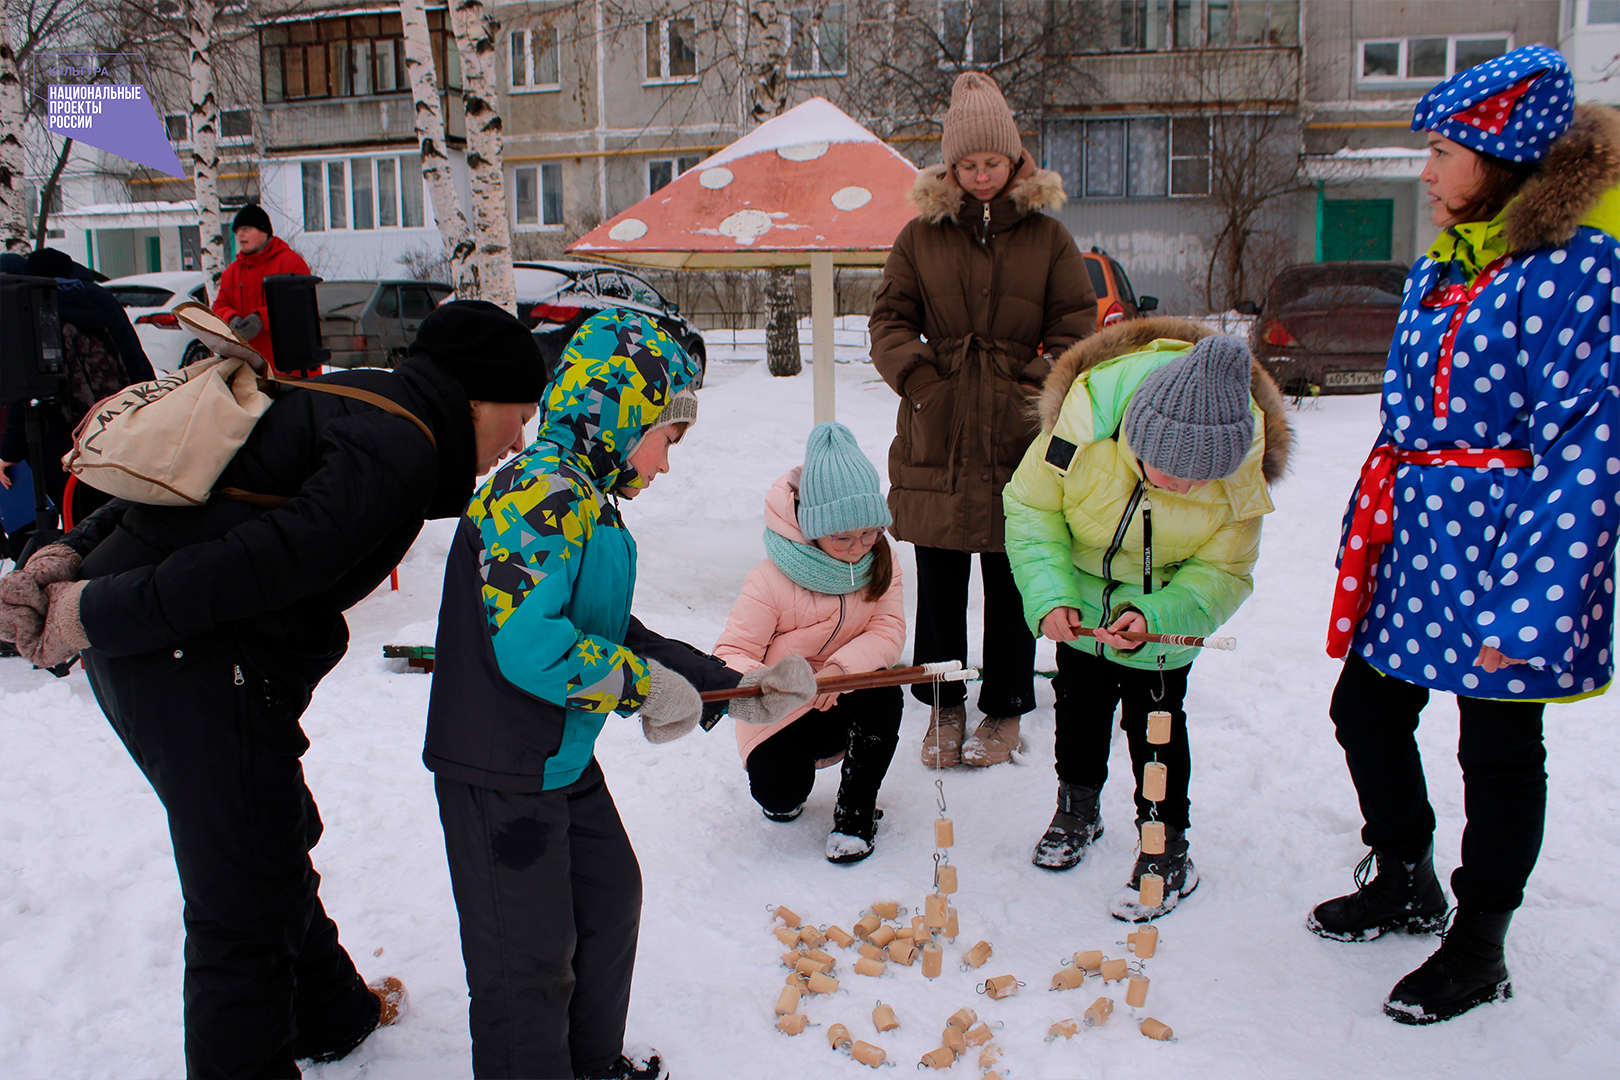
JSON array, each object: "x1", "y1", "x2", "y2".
[{"x1": 0, "y1": 300, "x2": 546, "y2": 1078}]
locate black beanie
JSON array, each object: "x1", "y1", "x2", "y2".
[
  {"x1": 232, "y1": 204, "x2": 273, "y2": 235},
  {"x1": 24, "y1": 247, "x2": 75, "y2": 278},
  {"x1": 410, "y1": 299, "x2": 547, "y2": 403}
]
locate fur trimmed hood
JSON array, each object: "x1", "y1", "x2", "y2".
[
  {"x1": 1506, "y1": 103, "x2": 1620, "y2": 252},
  {"x1": 1037, "y1": 316, "x2": 1293, "y2": 485},
  {"x1": 909, "y1": 156, "x2": 1068, "y2": 225}
]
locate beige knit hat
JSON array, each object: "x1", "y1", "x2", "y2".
[{"x1": 941, "y1": 72, "x2": 1023, "y2": 167}]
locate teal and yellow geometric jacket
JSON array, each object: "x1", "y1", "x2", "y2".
[{"x1": 423, "y1": 310, "x2": 728, "y2": 791}]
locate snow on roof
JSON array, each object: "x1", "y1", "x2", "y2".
[
  {"x1": 569, "y1": 97, "x2": 919, "y2": 268},
  {"x1": 1330, "y1": 147, "x2": 1429, "y2": 159}
]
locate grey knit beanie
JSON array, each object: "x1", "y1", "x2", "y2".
[
  {"x1": 941, "y1": 72, "x2": 1024, "y2": 167},
  {"x1": 797, "y1": 422, "x2": 892, "y2": 540},
  {"x1": 1122, "y1": 335, "x2": 1255, "y2": 482},
  {"x1": 647, "y1": 387, "x2": 698, "y2": 435}
]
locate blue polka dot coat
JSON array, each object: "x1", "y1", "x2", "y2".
[{"x1": 1341, "y1": 106, "x2": 1620, "y2": 701}]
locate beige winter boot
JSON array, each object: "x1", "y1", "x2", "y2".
[
  {"x1": 962, "y1": 716, "x2": 1021, "y2": 767},
  {"x1": 920, "y1": 704, "x2": 967, "y2": 768}
]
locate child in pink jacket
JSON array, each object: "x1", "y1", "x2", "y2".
[{"x1": 716, "y1": 422, "x2": 906, "y2": 863}]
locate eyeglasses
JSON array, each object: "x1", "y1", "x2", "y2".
[
  {"x1": 824, "y1": 528, "x2": 884, "y2": 548},
  {"x1": 954, "y1": 161, "x2": 1010, "y2": 179}
]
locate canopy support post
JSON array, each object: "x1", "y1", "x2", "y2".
[{"x1": 811, "y1": 251, "x2": 836, "y2": 423}]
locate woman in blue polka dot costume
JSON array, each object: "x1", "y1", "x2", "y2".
[{"x1": 1310, "y1": 45, "x2": 1620, "y2": 1026}]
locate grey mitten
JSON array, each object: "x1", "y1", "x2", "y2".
[
  {"x1": 230, "y1": 313, "x2": 264, "y2": 339},
  {"x1": 638, "y1": 659, "x2": 703, "y2": 743},
  {"x1": 0, "y1": 578, "x2": 44, "y2": 646},
  {"x1": 21, "y1": 543, "x2": 82, "y2": 587},
  {"x1": 19, "y1": 579, "x2": 88, "y2": 668},
  {"x1": 729, "y1": 653, "x2": 817, "y2": 726}
]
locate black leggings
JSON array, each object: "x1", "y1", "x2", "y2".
[
  {"x1": 1052, "y1": 643, "x2": 1193, "y2": 829},
  {"x1": 909, "y1": 546, "x2": 1037, "y2": 715},
  {"x1": 746, "y1": 685, "x2": 903, "y2": 815},
  {"x1": 1330, "y1": 652, "x2": 1547, "y2": 913}
]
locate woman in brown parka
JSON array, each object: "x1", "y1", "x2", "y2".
[{"x1": 871, "y1": 72, "x2": 1096, "y2": 769}]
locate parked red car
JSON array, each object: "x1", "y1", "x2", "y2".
[{"x1": 1251, "y1": 262, "x2": 1408, "y2": 394}]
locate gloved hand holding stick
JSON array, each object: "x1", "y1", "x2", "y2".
[{"x1": 701, "y1": 659, "x2": 979, "y2": 703}]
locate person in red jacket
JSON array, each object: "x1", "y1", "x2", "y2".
[{"x1": 213, "y1": 204, "x2": 319, "y2": 377}]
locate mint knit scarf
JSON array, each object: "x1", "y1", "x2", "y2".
[{"x1": 763, "y1": 528, "x2": 873, "y2": 596}]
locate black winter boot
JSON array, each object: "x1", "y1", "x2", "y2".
[
  {"x1": 578, "y1": 1046, "x2": 667, "y2": 1079},
  {"x1": 1384, "y1": 909, "x2": 1513, "y2": 1025},
  {"x1": 1031, "y1": 782, "x2": 1104, "y2": 870},
  {"x1": 1308, "y1": 846, "x2": 1449, "y2": 942},
  {"x1": 826, "y1": 799, "x2": 882, "y2": 864},
  {"x1": 1110, "y1": 824, "x2": 1198, "y2": 921}
]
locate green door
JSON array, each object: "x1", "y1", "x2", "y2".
[
  {"x1": 1322, "y1": 199, "x2": 1394, "y2": 261},
  {"x1": 146, "y1": 235, "x2": 162, "y2": 272}
]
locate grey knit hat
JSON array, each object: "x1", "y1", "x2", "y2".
[
  {"x1": 1122, "y1": 335, "x2": 1255, "y2": 482},
  {"x1": 797, "y1": 422, "x2": 892, "y2": 540}
]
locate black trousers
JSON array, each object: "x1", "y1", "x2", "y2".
[
  {"x1": 1330, "y1": 652, "x2": 1548, "y2": 913},
  {"x1": 909, "y1": 546, "x2": 1036, "y2": 716},
  {"x1": 745, "y1": 685, "x2": 904, "y2": 816},
  {"x1": 1052, "y1": 643, "x2": 1193, "y2": 829},
  {"x1": 437, "y1": 761, "x2": 642, "y2": 1080},
  {"x1": 83, "y1": 642, "x2": 377, "y2": 1079}
]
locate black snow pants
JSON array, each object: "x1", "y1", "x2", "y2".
[
  {"x1": 436, "y1": 760, "x2": 642, "y2": 1080},
  {"x1": 1331, "y1": 652, "x2": 1548, "y2": 913},
  {"x1": 83, "y1": 641, "x2": 379, "y2": 1079},
  {"x1": 745, "y1": 684, "x2": 905, "y2": 817},
  {"x1": 909, "y1": 546, "x2": 1037, "y2": 716},
  {"x1": 1052, "y1": 643, "x2": 1194, "y2": 829}
]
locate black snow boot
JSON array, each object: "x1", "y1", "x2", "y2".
[
  {"x1": 1031, "y1": 782, "x2": 1104, "y2": 870},
  {"x1": 827, "y1": 797, "x2": 881, "y2": 864},
  {"x1": 1384, "y1": 909, "x2": 1513, "y2": 1025},
  {"x1": 578, "y1": 1047, "x2": 667, "y2": 1079},
  {"x1": 1110, "y1": 824, "x2": 1198, "y2": 921},
  {"x1": 1308, "y1": 845, "x2": 1449, "y2": 942}
]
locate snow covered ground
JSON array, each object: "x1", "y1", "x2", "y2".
[{"x1": 3, "y1": 356, "x2": 1618, "y2": 1080}]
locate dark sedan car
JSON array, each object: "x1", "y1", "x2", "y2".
[
  {"x1": 1250, "y1": 262, "x2": 1408, "y2": 395},
  {"x1": 514, "y1": 260, "x2": 706, "y2": 386}
]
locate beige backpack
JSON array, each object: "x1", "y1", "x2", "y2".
[{"x1": 63, "y1": 303, "x2": 432, "y2": 507}]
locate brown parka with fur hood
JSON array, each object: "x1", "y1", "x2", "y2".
[{"x1": 870, "y1": 157, "x2": 1097, "y2": 552}]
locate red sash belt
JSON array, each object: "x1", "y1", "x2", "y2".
[{"x1": 1326, "y1": 444, "x2": 1535, "y2": 658}]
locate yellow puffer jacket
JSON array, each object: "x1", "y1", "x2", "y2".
[{"x1": 1003, "y1": 318, "x2": 1292, "y2": 670}]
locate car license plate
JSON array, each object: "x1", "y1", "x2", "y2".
[{"x1": 1324, "y1": 370, "x2": 1382, "y2": 388}]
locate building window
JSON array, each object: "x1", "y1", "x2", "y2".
[
  {"x1": 220, "y1": 109, "x2": 253, "y2": 143},
  {"x1": 648, "y1": 155, "x2": 702, "y2": 194},
  {"x1": 514, "y1": 163, "x2": 563, "y2": 226},
  {"x1": 645, "y1": 18, "x2": 697, "y2": 82},
  {"x1": 1044, "y1": 116, "x2": 1210, "y2": 198},
  {"x1": 941, "y1": 1, "x2": 1001, "y2": 66},
  {"x1": 263, "y1": 12, "x2": 458, "y2": 103},
  {"x1": 510, "y1": 25, "x2": 561, "y2": 90},
  {"x1": 301, "y1": 154, "x2": 423, "y2": 231},
  {"x1": 165, "y1": 114, "x2": 188, "y2": 143},
  {"x1": 1359, "y1": 34, "x2": 1511, "y2": 83},
  {"x1": 1591, "y1": 1, "x2": 1620, "y2": 24},
  {"x1": 789, "y1": 4, "x2": 847, "y2": 75}
]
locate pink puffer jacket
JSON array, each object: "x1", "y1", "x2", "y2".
[{"x1": 717, "y1": 467, "x2": 907, "y2": 764}]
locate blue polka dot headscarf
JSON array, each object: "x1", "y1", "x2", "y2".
[{"x1": 1410, "y1": 45, "x2": 1573, "y2": 164}]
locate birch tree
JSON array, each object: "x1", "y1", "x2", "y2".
[
  {"x1": 401, "y1": 0, "x2": 476, "y2": 298},
  {"x1": 446, "y1": 0, "x2": 514, "y2": 311},
  {"x1": 187, "y1": 0, "x2": 224, "y2": 291},
  {"x1": 0, "y1": 16, "x2": 28, "y2": 254},
  {"x1": 747, "y1": 0, "x2": 799, "y2": 378}
]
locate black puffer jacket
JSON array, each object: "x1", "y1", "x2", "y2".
[{"x1": 72, "y1": 356, "x2": 475, "y2": 687}]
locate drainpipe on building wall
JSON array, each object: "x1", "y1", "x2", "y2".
[{"x1": 1314, "y1": 179, "x2": 1324, "y2": 263}]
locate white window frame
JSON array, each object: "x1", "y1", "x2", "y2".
[
  {"x1": 300, "y1": 153, "x2": 425, "y2": 233},
  {"x1": 165, "y1": 113, "x2": 190, "y2": 145},
  {"x1": 1590, "y1": 0, "x2": 1620, "y2": 26},
  {"x1": 647, "y1": 154, "x2": 702, "y2": 195},
  {"x1": 509, "y1": 25, "x2": 561, "y2": 92},
  {"x1": 1046, "y1": 115, "x2": 1210, "y2": 200},
  {"x1": 938, "y1": 0, "x2": 1002, "y2": 69},
  {"x1": 218, "y1": 108, "x2": 254, "y2": 147},
  {"x1": 787, "y1": 4, "x2": 848, "y2": 77},
  {"x1": 644, "y1": 17, "x2": 699, "y2": 85},
  {"x1": 512, "y1": 162, "x2": 565, "y2": 229},
  {"x1": 1357, "y1": 33, "x2": 1514, "y2": 85}
]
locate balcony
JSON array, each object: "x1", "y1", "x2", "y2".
[
  {"x1": 1060, "y1": 46, "x2": 1303, "y2": 111},
  {"x1": 262, "y1": 92, "x2": 463, "y2": 153}
]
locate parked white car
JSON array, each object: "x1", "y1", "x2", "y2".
[{"x1": 103, "y1": 272, "x2": 212, "y2": 372}]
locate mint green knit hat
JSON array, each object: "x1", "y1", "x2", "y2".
[{"x1": 797, "y1": 422, "x2": 892, "y2": 540}]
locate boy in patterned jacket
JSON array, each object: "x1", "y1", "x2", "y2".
[{"x1": 424, "y1": 311, "x2": 814, "y2": 1079}]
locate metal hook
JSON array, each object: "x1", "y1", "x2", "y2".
[
  {"x1": 935, "y1": 777, "x2": 948, "y2": 814},
  {"x1": 1150, "y1": 653, "x2": 1166, "y2": 702}
]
